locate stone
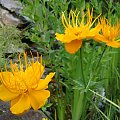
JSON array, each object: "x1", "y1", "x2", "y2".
[
  {"x1": 0, "y1": 8, "x2": 22, "y2": 26},
  {"x1": 0, "y1": 0, "x2": 22, "y2": 14},
  {"x1": 0, "y1": 0, "x2": 32, "y2": 28},
  {"x1": 0, "y1": 101, "x2": 49, "y2": 120}
]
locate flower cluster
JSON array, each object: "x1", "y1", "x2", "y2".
[
  {"x1": 56, "y1": 9, "x2": 120, "y2": 54},
  {"x1": 0, "y1": 52, "x2": 55, "y2": 115}
]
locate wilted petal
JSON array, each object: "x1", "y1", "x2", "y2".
[
  {"x1": 10, "y1": 94, "x2": 30, "y2": 115},
  {"x1": 29, "y1": 90, "x2": 50, "y2": 110},
  {"x1": 0, "y1": 85, "x2": 19, "y2": 101},
  {"x1": 65, "y1": 40, "x2": 82, "y2": 54}
]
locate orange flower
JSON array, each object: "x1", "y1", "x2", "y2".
[
  {"x1": 55, "y1": 9, "x2": 101, "y2": 54},
  {"x1": 0, "y1": 52, "x2": 55, "y2": 115},
  {"x1": 94, "y1": 18, "x2": 120, "y2": 48}
]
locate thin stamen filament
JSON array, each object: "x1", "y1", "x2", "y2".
[{"x1": 62, "y1": 12, "x2": 69, "y2": 28}]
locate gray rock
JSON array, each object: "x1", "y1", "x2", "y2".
[
  {"x1": 0, "y1": 7, "x2": 22, "y2": 26},
  {"x1": 0, "y1": 0, "x2": 22, "y2": 13},
  {"x1": 0, "y1": 101, "x2": 50, "y2": 120},
  {"x1": 0, "y1": 0, "x2": 32, "y2": 28}
]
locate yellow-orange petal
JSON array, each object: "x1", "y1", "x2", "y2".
[
  {"x1": 0, "y1": 72, "x2": 13, "y2": 84},
  {"x1": 24, "y1": 61, "x2": 44, "y2": 86},
  {"x1": 106, "y1": 41, "x2": 120, "y2": 48},
  {"x1": 31, "y1": 61, "x2": 44, "y2": 79},
  {"x1": 55, "y1": 33, "x2": 64, "y2": 41},
  {"x1": 87, "y1": 24, "x2": 101, "y2": 38},
  {"x1": 94, "y1": 34, "x2": 108, "y2": 42},
  {"x1": 0, "y1": 85, "x2": 19, "y2": 101},
  {"x1": 65, "y1": 40, "x2": 82, "y2": 54},
  {"x1": 10, "y1": 94, "x2": 30, "y2": 115},
  {"x1": 29, "y1": 90, "x2": 50, "y2": 110},
  {"x1": 56, "y1": 32, "x2": 78, "y2": 43},
  {"x1": 36, "y1": 72, "x2": 55, "y2": 90}
]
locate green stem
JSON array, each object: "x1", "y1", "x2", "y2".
[
  {"x1": 56, "y1": 71, "x2": 66, "y2": 120},
  {"x1": 57, "y1": 97, "x2": 66, "y2": 120},
  {"x1": 72, "y1": 48, "x2": 86, "y2": 120},
  {"x1": 87, "y1": 45, "x2": 107, "y2": 85},
  {"x1": 80, "y1": 47, "x2": 86, "y2": 87},
  {"x1": 72, "y1": 90, "x2": 85, "y2": 120},
  {"x1": 95, "y1": 45, "x2": 107, "y2": 71}
]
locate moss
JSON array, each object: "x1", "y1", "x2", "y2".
[{"x1": 0, "y1": 25, "x2": 28, "y2": 68}]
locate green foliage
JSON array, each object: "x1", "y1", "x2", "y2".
[
  {"x1": 20, "y1": 0, "x2": 120, "y2": 119},
  {"x1": 0, "y1": 0, "x2": 119, "y2": 119},
  {"x1": 0, "y1": 25, "x2": 27, "y2": 68},
  {"x1": 21, "y1": 0, "x2": 120, "y2": 44},
  {"x1": 21, "y1": 0, "x2": 69, "y2": 44}
]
